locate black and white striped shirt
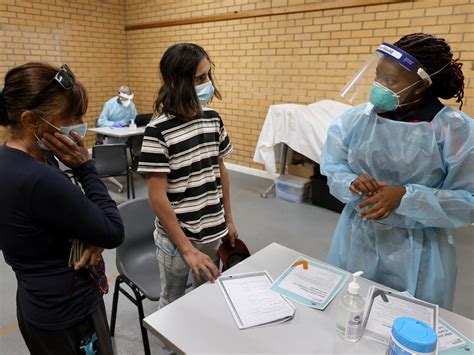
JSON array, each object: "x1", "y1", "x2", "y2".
[{"x1": 138, "y1": 109, "x2": 233, "y2": 243}]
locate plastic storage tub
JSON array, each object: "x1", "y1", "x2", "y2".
[{"x1": 275, "y1": 174, "x2": 311, "y2": 203}]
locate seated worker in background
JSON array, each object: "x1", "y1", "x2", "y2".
[
  {"x1": 97, "y1": 85, "x2": 137, "y2": 143},
  {"x1": 320, "y1": 33, "x2": 473, "y2": 310},
  {"x1": 0, "y1": 62, "x2": 124, "y2": 354}
]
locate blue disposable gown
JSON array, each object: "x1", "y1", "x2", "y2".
[
  {"x1": 97, "y1": 96, "x2": 137, "y2": 128},
  {"x1": 97, "y1": 96, "x2": 138, "y2": 143},
  {"x1": 320, "y1": 103, "x2": 474, "y2": 310}
]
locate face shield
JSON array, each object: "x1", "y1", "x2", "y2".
[{"x1": 340, "y1": 42, "x2": 432, "y2": 112}]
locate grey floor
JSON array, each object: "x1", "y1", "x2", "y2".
[{"x1": 1, "y1": 170, "x2": 473, "y2": 355}]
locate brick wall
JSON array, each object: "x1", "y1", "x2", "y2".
[
  {"x1": 126, "y1": 0, "x2": 335, "y2": 25},
  {"x1": 126, "y1": 0, "x2": 474, "y2": 169},
  {"x1": 0, "y1": 0, "x2": 128, "y2": 146},
  {"x1": 1, "y1": 0, "x2": 473, "y2": 170}
]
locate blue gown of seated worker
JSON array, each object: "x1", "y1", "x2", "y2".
[
  {"x1": 320, "y1": 102, "x2": 474, "y2": 310},
  {"x1": 97, "y1": 96, "x2": 137, "y2": 144}
]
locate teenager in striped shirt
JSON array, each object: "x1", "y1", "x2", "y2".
[{"x1": 138, "y1": 43, "x2": 239, "y2": 308}]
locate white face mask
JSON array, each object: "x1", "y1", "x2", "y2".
[{"x1": 122, "y1": 99, "x2": 131, "y2": 107}]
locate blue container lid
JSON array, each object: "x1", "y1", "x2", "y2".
[{"x1": 392, "y1": 317, "x2": 437, "y2": 353}]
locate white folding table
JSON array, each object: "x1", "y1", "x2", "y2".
[
  {"x1": 143, "y1": 242, "x2": 473, "y2": 354},
  {"x1": 89, "y1": 126, "x2": 146, "y2": 138}
]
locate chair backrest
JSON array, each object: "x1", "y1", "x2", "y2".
[
  {"x1": 116, "y1": 198, "x2": 156, "y2": 276},
  {"x1": 134, "y1": 113, "x2": 153, "y2": 127},
  {"x1": 92, "y1": 144, "x2": 128, "y2": 176}
]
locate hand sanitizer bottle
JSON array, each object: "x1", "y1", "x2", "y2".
[
  {"x1": 129, "y1": 119, "x2": 137, "y2": 129},
  {"x1": 336, "y1": 271, "x2": 365, "y2": 342}
]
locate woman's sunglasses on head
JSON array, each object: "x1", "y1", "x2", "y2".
[{"x1": 27, "y1": 64, "x2": 75, "y2": 110}]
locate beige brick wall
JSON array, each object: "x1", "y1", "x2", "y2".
[
  {"x1": 125, "y1": 0, "x2": 474, "y2": 169},
  {"x1": 1, "y1": 0, "x2": 473, "y2": 170},
  {"x1": 0, "y1": 0, "x2": 128, "y2": 146},
  {"x1": 126, "y1": 0, "x2": 335, "y2": 25}
]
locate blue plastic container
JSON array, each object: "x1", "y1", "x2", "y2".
[
  {"x1": 387, "y1": 317, "x2": 437, "y2": 355},
  {"x1": 275, "y1": 174, "x2": 310, "y2": 203}
]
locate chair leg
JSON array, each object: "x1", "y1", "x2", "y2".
[
  {"x1": 137, "y1": 297, "x2": 151, "y2": 355},
  {"x1": 110, "y1": 276, "x2": 122, "y2": 337},
  {"x1": 107, "y1": 177, "x2": 124, "y2": 193},
  {"x1": 129, "y1": 170, "x2": 135, "y2": 199},
  {"x1": 112, "y1": 276, "x2": 151, "y2": 355},
  {"x1": 130, "y1": 285, "x2": 151, "y2": 355},
  {"x1": 126, "y1": 172, "x2": 131, "y2": 200}
]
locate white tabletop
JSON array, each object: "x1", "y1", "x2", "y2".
[
  {"x1": 143, "y1": 242, "x2": 474, "y2": 354},
  {"x1": 89, "y1": 126, "x2": 146, "y2": 138}
]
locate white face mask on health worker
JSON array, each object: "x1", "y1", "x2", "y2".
[{"x1": 119, "y1": 90, "x2": 134, "y2": 108}]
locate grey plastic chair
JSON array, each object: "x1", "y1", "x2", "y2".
[
  {"x1": 92, "y1": 144, "x2": 135, "y2": 199},
  {"x1": 110, "y1": 198, "x2": 159, "y2": 355},
  {"x1": 94, "y1": 118, "x2": 106, "y2": 145}
]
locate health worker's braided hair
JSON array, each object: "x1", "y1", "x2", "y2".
[{"x1": 394, "y1": 33, "x2": 465, "y2": 110}]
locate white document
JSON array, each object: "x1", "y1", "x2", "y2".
[
  {"x1": 218, "y1": 271, "x2": 295, "y2": 330},
  {"x1": 278, "y1": 263, "x2": 342, "y2": 303},
  {"x1": 270, "y1": 257, "x2": 348, "y2": 309},
  {"x1": 438, "y1": 321, "x2": 466, "y2": 351},
  {"x1": 437, "y1": 319, "x2": 474, "y2": 353},
  {"x1": 363, "y1": 286, "x2": 438, "y2": 345}
]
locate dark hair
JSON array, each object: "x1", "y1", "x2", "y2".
[
  {"x1": 394, "y1": 33, "x2": 464, "y2": 110},
  {"x1": 154, "y1": 43, "x2": 221, "y2": 120},
  {"x1": 0, "y1": 62, "x2": 88, "y2": 127}
]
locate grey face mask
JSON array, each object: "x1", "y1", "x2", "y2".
[{"x1": 35, "y1": 117, "x2": 88, "y2": 151}]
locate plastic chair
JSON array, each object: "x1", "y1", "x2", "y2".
[
  {"x1": 134, "y1": 113, "x2": 153, "y2": 127},
  {"x1": 110, "y1": 198, "x2": 159, "y2": 355},
  {"x1": 94, "y1": 117, "x2": 125, "y2": 192},
  {"x1": 94, "y1": 118, "x2": 106, "y2": 145},
  {"x1": 92, "y1": 144, "x2": 135, "y2": 199}
]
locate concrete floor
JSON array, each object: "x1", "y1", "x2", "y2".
[{"x1": 1, "y1": 170, "x2": 473, "y2": 354}]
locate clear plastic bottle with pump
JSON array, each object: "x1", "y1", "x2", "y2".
[{"x1": 336, "y1": 271, "x2": 365, "y2": 342}]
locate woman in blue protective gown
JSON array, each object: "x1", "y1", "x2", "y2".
[{"x1": 321, "y1": 33, "x2": 473, "y2": 310}]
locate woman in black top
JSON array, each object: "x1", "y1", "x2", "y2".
[{"x1": 0, "y1": 63, "x2": 124, "y2": 354}]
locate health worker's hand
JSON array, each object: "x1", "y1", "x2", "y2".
[
  {"x1": 42, "y1": 131, "x2": 90, "y2": 169},
  {"x1": 112, "y1": 120, "x2": 127, "y2": 128},
  {"x1": 350, "y1": 175, "x2": 387, "y2": 197},
  {"x1": 358, "y1": 185, "x2": 406, "y2": 221}
]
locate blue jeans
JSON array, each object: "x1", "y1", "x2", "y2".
[{"x1": 154, "y1": 230, "x2": 221, "y2": 309}]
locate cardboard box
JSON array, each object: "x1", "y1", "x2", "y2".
[{"x1": 288, "y1": 163, "x2": 314, "y2": 179}]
